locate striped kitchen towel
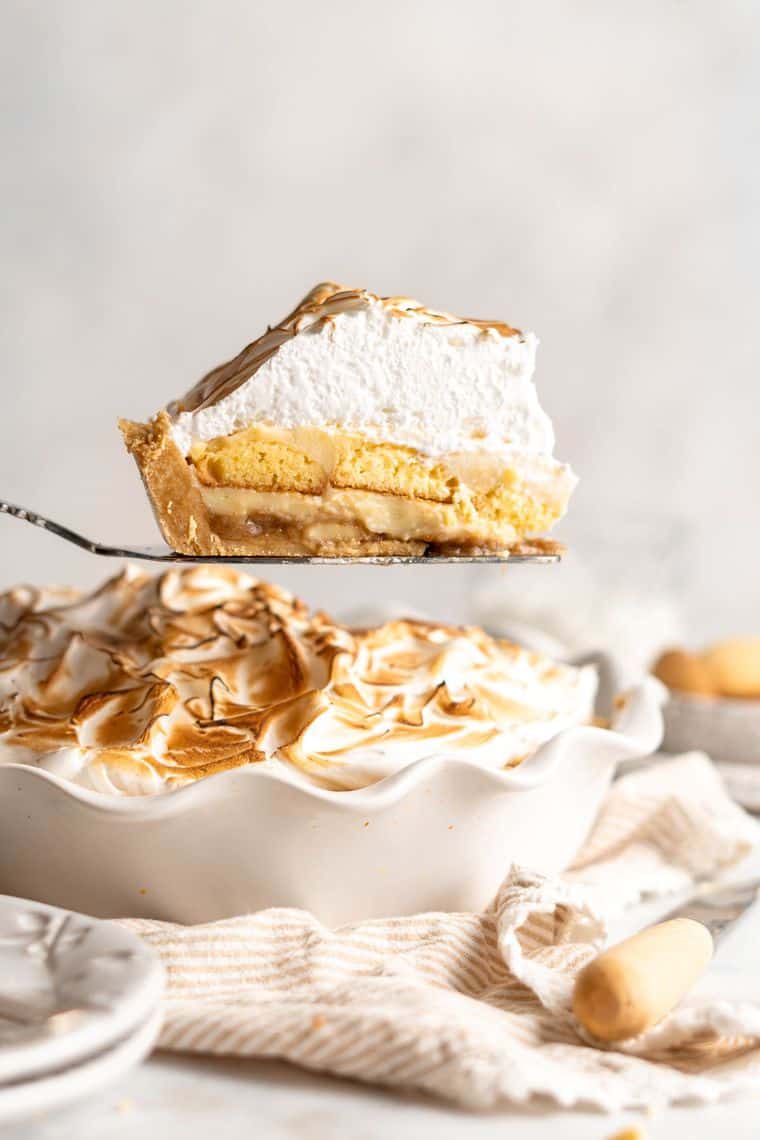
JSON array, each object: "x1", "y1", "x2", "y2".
[{"x1": 121, "y1": 752, "x2": 760, "y2": 1112}]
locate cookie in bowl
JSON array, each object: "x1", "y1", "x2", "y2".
[
  {"x1": 0, "y1": 568, "x2": 663, "y2": 924},
  {"x1": 653, "y1": 638, "x2": 760, "y2": 764},
  {"x1": 120, "y1": 283, "x2": 575, "y2": 557}
]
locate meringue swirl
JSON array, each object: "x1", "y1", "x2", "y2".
[
  {"x1": 0, "y1": 567, "x2": 597, "y2": 794},
  {"x1": 170, "y1": 282, "x2": 523, "y2": 417},
  {"x1": 166, "y1": 282, "x2": 553, "y2": 463}
]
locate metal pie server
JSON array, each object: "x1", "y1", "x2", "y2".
[{"x1": 0, "y1": 499, "x2": 562, "y2": 564}]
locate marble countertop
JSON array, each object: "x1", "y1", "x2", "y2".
[
  {"x1": 11, "y1": 851, "x2": 760, "y2": 1140},
  {"x1": 11, "y1": 1050, "x2": 760, "y2": 1140}
]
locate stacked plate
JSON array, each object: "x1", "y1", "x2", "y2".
[{"x1": 0, "y1": 895, "x2": 163, "y2": 1125}]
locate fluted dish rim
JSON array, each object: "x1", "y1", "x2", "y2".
[{"x1": 1, "y1": 660, "x2": 665, "y2": 818}]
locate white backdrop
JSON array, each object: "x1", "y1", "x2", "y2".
[{"x1": 1, "y1": 1, "x2": 757, "y2": 641}]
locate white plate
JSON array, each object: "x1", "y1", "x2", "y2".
[
  {"x1": 0, "y1": 895, "x2": 163, "y2": 1085},
  {"x1": 0, "y1": 1004, "x2": 162, "y2": 1126}
]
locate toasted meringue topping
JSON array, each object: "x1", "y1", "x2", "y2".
[
  {"x1": 167, "y1": 282, "x2": 558, "y2": 462},
  {"x1": 172, "y1": 283, "x2": 522, "y2": 416},
  {"x1": 0, "y1": 568, "x2": 597, "y2": 795}
]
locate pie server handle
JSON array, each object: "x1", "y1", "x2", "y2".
[
  {"x1": 572, "y1": 917, "x2": 713, "y2": 1042},
  {"x1": 572, "y1": 877, "x2": 760, "y2": 1043}
]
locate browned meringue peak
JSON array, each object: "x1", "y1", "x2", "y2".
[
  {"x1": 279, "y1": 620, "x2": 596, "y2": 789},
  {"x1": 0, "y1": 567, "x2": 597, "y2": 795},
  {"x1": 0, "y1": 567, "x2": 344, "y2": 787},
  {"x1": 170, "y1": 282, "x2": 523, "y2": 415}
]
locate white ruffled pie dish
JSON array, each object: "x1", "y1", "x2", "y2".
[{"x1": 0, "y1": 655, "x2": 663, "y2": 926}]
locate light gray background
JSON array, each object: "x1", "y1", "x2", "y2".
[{"x1": 1, "y1": 0, "x2": 757, "y2": 639}]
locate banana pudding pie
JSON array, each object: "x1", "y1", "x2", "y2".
[
  {"x1": 120, "y1": 283, "x2": 576, "y2": 556},
  {"x1": 0, "y1": 566, "x2": 597, "y2": 794}
]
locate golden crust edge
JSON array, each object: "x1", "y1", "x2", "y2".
[{"x1": 119, "y1": 411, "x2": 223, "y2": 555}]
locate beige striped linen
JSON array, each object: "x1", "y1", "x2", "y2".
[{"x1": 121, "y1": 752, "x2": 760, "y2": 1111}]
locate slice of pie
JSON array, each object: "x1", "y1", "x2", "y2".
[{"x1": 120, "y1": 283, "x2": 576, "y2": 556}]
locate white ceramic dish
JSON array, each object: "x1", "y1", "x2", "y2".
[
  {"x1": 662, "y1": 688, "x2": 760, "y2": 766},
  {"x1": 0, "y1": 657, "x2": 663, "y2": 926}
]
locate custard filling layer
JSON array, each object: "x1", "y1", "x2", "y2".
[
  {"x1": 200, "y1": 486, "x2": 509, "y2": 545},
  {"x1": 189, "y1": 424, "x2": 570, "y2": 544}
]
